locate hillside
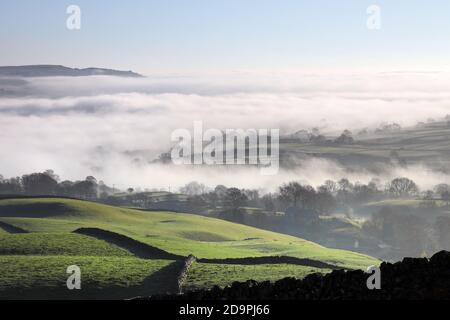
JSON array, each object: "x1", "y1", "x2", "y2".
[
  {"x1": 0, "y1": 198, "x2": 378, "y2": 268},
  {"x1": 0, "y1": 198, "x2": 379, "y2": 299},
  {"x1": 279, "y1": 120, "x2": 450, "y2": 171}
]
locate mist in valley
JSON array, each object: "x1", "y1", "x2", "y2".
[
  {"x1": 2, "y1": 71, "x2": 450, "y2": 190},
  {"x1": 3, "y1": 71, "x2": 450, "y2": 261}
]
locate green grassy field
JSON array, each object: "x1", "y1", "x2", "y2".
[
  {"x1": 0, "y1": 198, "x2": 378, "y2": 268},
  {"x1": 184, "y1": 262, "x2": 330, "y2": 291},
  {"x1": 0, "y1": 197, "x2": 379, "y2": 299},
  {"x1": 0, "y1": 256, "x2": 176, "y2": 299},
  {"x1": 0, "y1": 233, "x2": 133, "y2": 256}
]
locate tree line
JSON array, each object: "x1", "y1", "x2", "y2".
[
  {"x1": 181, "y1": 176, "x2": 450, "y2": 215},
  {"x1": 0, "y1": 170, "x2": 113, "y2": 200},
  {"x1": 2, "y1": 170, "x2": 450, "y2": 214}
]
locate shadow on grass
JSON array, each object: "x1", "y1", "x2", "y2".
[
  {"x1": 0, "y1": 221, "x2": 28, "y2": 233},
  {"x1": 0, "y1": 203, "x2": 76, "y2": 218},
  {"x1": 0, "y1": 260, "x2": 185, "y2": 300},
  {"x1": 74, "y1": 228, "x2": 184, "y2": 260},
  {"x1": 198, "y1": 256, "x2": 343, "y2": 270}
]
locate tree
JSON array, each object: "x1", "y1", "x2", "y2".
[
  {"x1": 279, "y1": 182, "x2": 302, "y2": 207},
  {"x1": 214, "y1": 185, "x2": 228, "y2": 200},
  {"x1": 44, "y1": 170, "x2": 60, "y2": 182},
  {"x1": 422, "y1": 190, "x2": 434, "y2": 200},
  {"x1": 338, "y1": 178, "x2": 353, "y2": 192},
  {"x1": 334, "y1": 130, "x2": 354, "y2": 145},
  {"x1": 434, "y1": 184, "x2": 450, "y2": 205},
  {"x1": 352, "y1": 182, "x2": 378, "y2": 203},
  {"x1": 364, "y1": 207, "x2": 428, "y2": 257},
  {"x1": 0, "y1": 172, "x2": 118, "y2": 199},
  {"x1": 180, "y1": 181, "x2": 207, "y2": 196},
  {"x1": 321, "y1": 180, "x2": 338, "y2": 194},
  {"x1": 300, "y1": 185, "x2": 316, "y2": 209},
  {"x1": 21, "y1": 172, "x2": 58, "y2": 195},
  {"x1": 442, "y1": 191, "x2": 450, "y2": 206},
  {"x1": 86, "y1": 176, "x2": 97, "y2": 183},
  {"x1": 72, "y1": 179, "x2": 97, "y2": 200},
  {"x1": 243, "y1": 189, "x2": 260, "y2": 206},
  {"x1": 127, "y1": 188, "x2": 134, "y2": 194},
  {"x1": 368, "y1": 178, "x2": 381, "y2": 193},
  {"x1": 0, "y1": 177, "x2": 22, "y2": 194},
  {"x1": 388, "y1": 177, "x2": 419, "y2": 197},
  {"x1": 58, "y1": 180, "x2": 74, "y2": 196},
  {"x1": 314, "y1": 189, "x2": 336, "y2": 214},
  {"x1": 224, "y1": 188, "x2": 248, "y2": 212},
  {"x1": 279, "y1": 182, "x2": 316, "y2": 209}
]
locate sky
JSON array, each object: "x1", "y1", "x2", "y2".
[{"x1": 1, "y1": 0, "x2": 450, "y2": 74}]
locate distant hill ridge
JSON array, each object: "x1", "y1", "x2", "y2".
[{"x1": 0, "y1": 65, "x2": 143, "y2": 78}]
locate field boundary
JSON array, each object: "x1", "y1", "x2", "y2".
[
  {"x1": 177, "y1": 255, "x2": 197, "y2": 293},
  {"x1": 0, "y1": 195, "x2": 84, "y2": 201},
  {"x1": 73, "y1": 228, "x2": 184, "y2": 260},
  {"x1": 0, "y1": 221, "x2": 29, "y2": 234},
  {"x1": 75, "y1": 228, "x2": 344, "y2": 270},
  {"x1": 198, "y1": 256, "x2": 343, "y2": 270}
]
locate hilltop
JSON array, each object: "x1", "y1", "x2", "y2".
[{"x1": 0, "y1": 65, "x2": 143, "y2": 78}]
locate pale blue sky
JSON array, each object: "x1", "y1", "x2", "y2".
[{"x1": 1, "y1": 0, "x2": 450, "y2": 74}]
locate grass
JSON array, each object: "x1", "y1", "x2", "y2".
[
  {"x1": 0, "y1": 255, "x2": 176, "y2": 299},
  {"x1": 184, "y1": 262, "x2": 330, "y2": 291},
  {"x1": 0, "y1": 198, "x2": 379, "y2": 269},
  {"x1": 0, "y1": 233, "x2": 133, "y2": 256},
  {"x1": 0, "y1": 197, "x2": 380, "y2": 299}
]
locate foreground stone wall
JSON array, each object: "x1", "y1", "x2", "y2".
[{"x1": 147, "y1": 251, "x2": 450, "y2": 300}]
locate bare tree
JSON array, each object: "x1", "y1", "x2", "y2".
[
  {"x1": 279, "y1": 182, "x2": 315, "y2": 209},
  {"x1": 224, "y1": 188, "x2": 248, "y2": 212},
  {"x1": 388, "y1": 177, "x2": 419, "y2": 197}
]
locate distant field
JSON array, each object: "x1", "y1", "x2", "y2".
[
  {"x1": 363, "y1": 199, "x2": 446, "y2": 209},
  {"x1": 280, "y1": 121, "x2": 450, "y2": 170},
  {"x1": 184, "y1": 262, "x2": 330, "y2": 291}
]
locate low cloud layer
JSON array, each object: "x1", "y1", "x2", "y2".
[{"x1": 1, "y1": 71, "x2": 450, "y2": 191}]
